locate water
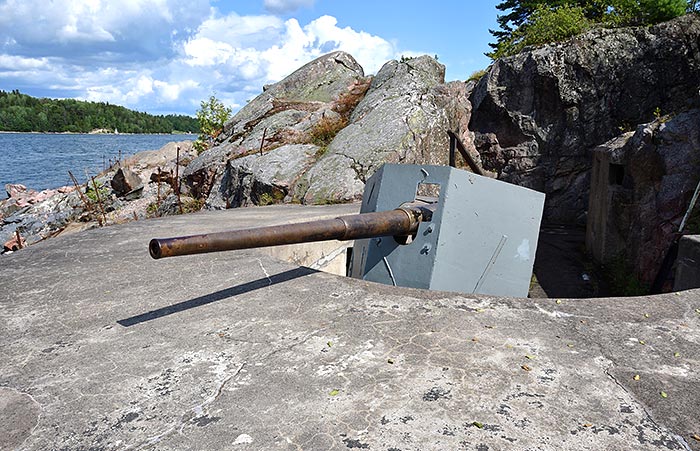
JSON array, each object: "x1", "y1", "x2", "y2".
[{"x1": 0, "y1": 133, "x2": 196, "y2": 198}]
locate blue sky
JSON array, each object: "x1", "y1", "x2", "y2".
[{"x1": 0, "y1": 0, "x2": 500, "y2": 116}]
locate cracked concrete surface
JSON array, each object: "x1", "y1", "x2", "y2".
[{"x1": 1, "y1": 203, "x2": 699, "y2": 450}]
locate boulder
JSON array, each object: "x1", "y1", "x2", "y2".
[
  {"x1": 586, "y1": 109, "x2": 700, "y2": 286},
  {"x1": 111, "y1": 167, "x2": 143, "y2": 197},
  {"x1": 298, "y1": 57, "x2": 473, "y2": 203},
  {"x1": 185, "y1": 51, "x2": 371, "y2": 204},
  {"x1": 127, "y1": 141, "x2": 196, "y2": 173},
  {"x1": 469, "y1": 14, "x2": 700, "y2": 224},
  {"x1": 216, "y1": 144, "x2": 321, "y2": 209}
]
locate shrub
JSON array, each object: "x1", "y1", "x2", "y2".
[
  {"x1": 602, "y1": 0, "x2": 687, "y2": 25},
  {"x1": 523, "y1": 5, "x2": 591, "y2": 47},
  {"x1": 182, "y1": 197, "x2": 205, "y2": 213},
  {"x1": 195, "y1": 95, "x2": 231, "y2": 154},
  {"x1": 488, "y1": 5, "x2": 591, "y2": 58}
]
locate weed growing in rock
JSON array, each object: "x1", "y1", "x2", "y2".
[
  {"x1": 86, "y1": 180, "x2": 109, "y2": 203},
  {"x1": 182, "y1": 197, "x2": 205, "y2": 213},
  {"x1": 309, "y1": 116, "x2": 347, "y2": 148},
  {"x1": 467, "y1": 69, "x2": 488, "y2": 83},
  {"x1": 146, "y1": 202, "x2": 159, "y2": 218}
]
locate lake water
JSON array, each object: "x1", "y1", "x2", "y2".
[{"x1": 0, "y1": 133, "x2": 196, "y2": 199}]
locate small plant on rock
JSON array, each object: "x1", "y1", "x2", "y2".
[
  {"x1": 194, "y1": 94, "x2": 232, "y2": 154},
  {"x1": 86, "y1": 180, "x2": 109, "y2": 203},
  {"x1": 182, "y1": 197, "x2": 205, "y2": 213},
  {"x1": 309, "y1": 115, "x2": 347, "y2": 148},
  {"x1": 467, "y1": 69, "x2": 488, "y2": 83}
]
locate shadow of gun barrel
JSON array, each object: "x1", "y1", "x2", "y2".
[{"x1": 149, "y1": 202, "x2": 435, "y2": 260}]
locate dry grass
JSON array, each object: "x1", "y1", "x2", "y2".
[{"x1": 309, "y1": 115, "x2": 347, "y2": 147}]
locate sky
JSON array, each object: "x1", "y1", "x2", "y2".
[{"x1": 0, "y1": 0, "x2": 501, "y2": 116}]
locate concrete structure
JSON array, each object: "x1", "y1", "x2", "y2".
[
  {"x1": 675, "y1": 235, "x2": 700, "y2": 291},
  {"x1": 2, "y1": 204, "x2": 700, "y2": 450},
  {"x1": 586, "y1": 142, "x2": 628, "y2": 264}
]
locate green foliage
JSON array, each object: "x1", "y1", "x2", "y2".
[
  {"x1": 604, "y1": 0, "x2": 688, "y2": 25},
  {"x1": 489, "y1": 4, "x2": 591, "y2": 58},
  {"x1": 524, "y1": 5, "x2": 591, "y2": 46},
  {"x1": 182, "y1": 197, "x2": 205, "y2": 213},
  {"x1": 0, "y1": 90, "x2": 198, "y2": 133},
  {"x1": 86, "y1": 180, "x2": 109, "y2": 203},
  {"x1": 194, "y1": 94, "x2": 232, "y2": 154},
  {"x1": 258, "y1": 193, "x2": 275, "y2": 206},
  {"x1": 488, "y1": 0, "x2": 691, "y2": 59},
  {"x1": 146, "y1": 201, "x2": 159, "y2": 218}
]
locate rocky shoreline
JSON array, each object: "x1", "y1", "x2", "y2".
[{"x1": 0, "y1": 141, "x2": 198, "y2": 254}]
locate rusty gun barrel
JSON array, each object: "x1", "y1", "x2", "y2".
[{"x1": 149, "y1": 201, "x2": 435, "y2": 259}]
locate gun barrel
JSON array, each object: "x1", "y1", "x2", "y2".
[{"x1": 149, "y1": 204, "x2": 432, "y2": 259}]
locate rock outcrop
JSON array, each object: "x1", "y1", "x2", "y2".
[
  {"x1": 183, "y1": 51, "x2": 372, "y2": 207},
  {"x1": 186, "y1": 52, "x2": 474, "y2": 208},
  {"x1": 469, "y1": 14, "x2": 700, "y2": 224},
  {"x1": 297, "y1": 57, "x2": 473, "y2": 204}
]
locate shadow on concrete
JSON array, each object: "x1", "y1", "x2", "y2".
[{"x1": 118, "y1": 267, "x2": 317, "y2": 327}]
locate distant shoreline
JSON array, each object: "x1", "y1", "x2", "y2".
[{"x1": 0, "y1": 131, "x2": 197, "y2": 136}]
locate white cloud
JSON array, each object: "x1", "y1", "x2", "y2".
[
  {"x1": 183, "y1": 37, "x2": 235, "y2": 67},
  {"x1": 264, "y1": 0, "x2": 315, "y2": 14},
  {"x1": 0, "y1": 55, "x2": 48, "y2": 70},
  {"x1": 183, "y1": 14, "x2": 397, "y2": 87},
  {"x1": 0, "y1": 1, "x2": 418, "y2": 115},
  {"x1": 0, "y1": 0, "x2": 211, "y2": 60}
]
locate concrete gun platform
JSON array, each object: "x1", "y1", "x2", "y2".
[{"x1": 1, "y1": 204, "x2": 699, "y2": 450}]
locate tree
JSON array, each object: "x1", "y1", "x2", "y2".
[
  {"x1": 194, "y1": 94, "x2": 232, "y2": 154},
  {"x1": 488, "y1": 0, "x2": 690, "y2": 59}
]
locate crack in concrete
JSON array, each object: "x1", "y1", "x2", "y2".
[
  {"x1": 11, "y1": 387, "x2": 44, "y2": 450},
  {"x1": 257, "y1": 258, "x2": 272, "y2": 287},
  {"x1": 603, "y1": 365, "x2": 692, "y2": 451},
  {"x1": 123, "y1": 362, "x2": 247, "y2": 451}
]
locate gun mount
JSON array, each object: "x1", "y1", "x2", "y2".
[
  {"x1": 149, "y1": 199, "x2": 436, "y2": 259},
  {"x1": 149, "y1": 164, "x2": 545, "y2": 297}
]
